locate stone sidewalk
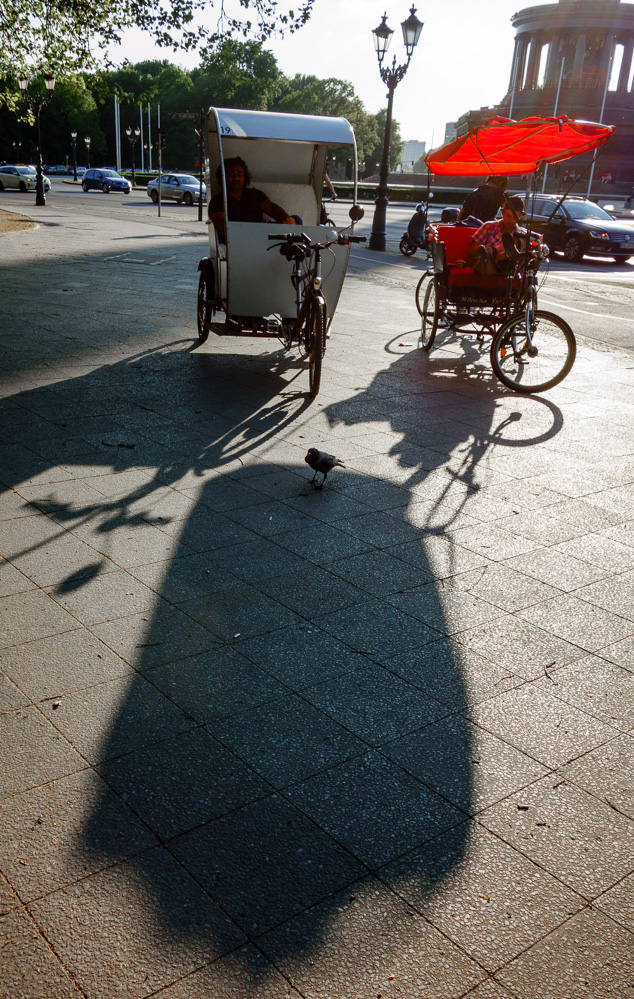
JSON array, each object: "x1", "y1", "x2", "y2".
[{"x1": 1, "y1": 203, "x2": 634, "y2": 999}]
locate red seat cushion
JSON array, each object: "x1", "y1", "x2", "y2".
[
  {"x1": 436, "y1": 225, "x2": 478, "y2": 265},
  {"x1": 448, "y1": 268, "x2": 509, "y2": 291}
]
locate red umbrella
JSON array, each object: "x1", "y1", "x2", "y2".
[{"x1": 425, "y1": 115, "x2": 614, "y2": 177}]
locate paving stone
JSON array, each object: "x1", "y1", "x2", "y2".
[
  {"x1": 503, "y1": 546, "x2": 611, "y2": 591},
  {"x1": 304, "y1": 662, "x2": 451, "y2": 746},
  {"x1": 209, "y1": 692, "x2": 365, "y2": 788},
  {"x1": 544, "y1": 655, "x2": 634, "y2": 731},
  {"x1": 381, "y1": 822, "x2": 583, "y2": 972},
  {"x1": 284, "y1": 488, "x2": 375, "y2": 526},
  {"x1": 150, "y1": 943, "x2": 303, "y2": 997},
  {"x1": 180, "y1": 581, "x2": 300, "y2": 642},
  {"x1": 519, "y1": 593, "x2": 634, "y2": 653},
  {"x1": 0, "y1": 906, "x2": 84, "y2": 999},
  {"x1": 285, "y1": 751, "x2": 464, "y2": 869},
  {"x1": 328, "y1": 547, "x2": 433, "y2": 595},
  {"x1": 128, "y1": 552, "x2": 240, "y2": 602},
  {"x1": 149, "y1": 646, "x2": 286, "y2": 722},
  {"x1": 480, "y1": 775, "x2": 634, "y2": 899},
  {"x1": 0, "y1": 705, "x2": 86, "y2": 796},
  {"x1": 559, "y1": 732, "x2": 634, "y2": 820},
  {"x1": 225, "y1": 500, "x2": 319, "y2": 538},
  {"x1": 29, "y1": 847, "x2": 246, "y2": 999},
  {"x1": 315, "y1": 597, "x2": 441, "y2": 661},
  {"x1": 594, "y1": 871, "x2": 634, "y2": 934},
  {"x1": 388, "y1": 533, "x2": 491, "y2": 579},
  {"x1": 202, "y1": 536, "x2": 310, "y2": 584},
  {"x1": 457, "y1": 614, "x2": 587, "y2": 678},
  {"x1": 0, "y1": 556, "x2": 36, "y2": 597},
  {"x1": 45, "y1": 567, "x2": 158, "y2": 625},
  {"x1": 551, "y1": 533, "x2": 634, "y2": 573},
  {"x1": 383, "y1": 713, "x2": 548, "y2": 815},
  {"x1": 0, "y1": 589, "x2": 79, "y2": 649},
  {"x1": 235, "y1": 624, "x2": 369, "y2": 690},
  {"x1": 0, "y1": 870, "x2": 19, "y2": 915},
  {"x1": 99, "y1": 727, "x2": 270, "y2": 840},
  {"x1": 91, "y1": 605, "x2": 219, "y2": 668},
  {"x1": 495, "y1": 907, "x2": 634, "y2": 998},
  {"x1": 575, "y1": 569, "x2": 634, "y2": 622},
  {"x1": 387, "y1": 580, "x2": 503, "y2": 635},
  {"x1": 469, "y1": 682, "x2": 618, "y2": 768},
  {"x1": 0, "y1": 768, "x2": 156, "y2": 902},
  {"x1": 274, "y1": 520, "x2": 374, "y2": 564},
  {"x1": 446, "y1": 523, "x2": 543, "y2": 562},
  {"x1": 40, "y1": 672, "x2": 195, "y2": 765},
  {"x1": 171, "y1": 794, "x2": 364, "y2": 936},
  {"x1": 451, "y1": 562, "x2": 561, "y2": 612},
  {"x1": 257, "y1": 876, "x2": 485, "y2": 999}
]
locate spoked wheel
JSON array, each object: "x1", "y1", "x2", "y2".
[
  {"x1": 415, "y1": 271, "x2": 431, "y2": 316},
  {"x1": 305, "y1": 300, "x2": 326, "y2": 396},
  {"x1": 420, "y1": 277, "x2": 440, "y2": 351},
  {"x1": 196, "y1": 260, "x2": 215, "y2": 344},
  {"x1": 399, "y1": 236, "x2": 416, "y2": 256},
  {"x1": 490, "y1": 310, "x2": 576, "y2": 393}
]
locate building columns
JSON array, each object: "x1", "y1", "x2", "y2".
[
  {"x1": 617, "y1": 36, "x2": 634, "y2": 92},
  {"x1": 571, "y1": 32, "x2": 586, "y2": 86}
]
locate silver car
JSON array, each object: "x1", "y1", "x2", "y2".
[
  {"x1": 0, "y1": 165, "x2": 51, "y2": 193},
  {"x1": 147, "y1": 173, "x2": 205, "y2": 206}
]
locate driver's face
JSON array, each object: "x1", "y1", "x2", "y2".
[{"x1": 226, "y1": 164, "x2": 245, "y2": 196}]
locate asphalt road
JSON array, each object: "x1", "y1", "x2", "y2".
[{"x1": 3, "y1": 179, "x2": 634, "y2": 354}]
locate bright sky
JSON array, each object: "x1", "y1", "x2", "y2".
[{"x1": 113, "y1": 0, "x2": 559, "y2": 148}]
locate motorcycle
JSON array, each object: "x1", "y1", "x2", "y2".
[{"x1": 399, "y1": 194, "x2": 433, "y2": 257}]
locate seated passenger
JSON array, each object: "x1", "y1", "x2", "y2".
[
  {"x1": 207, "y1": 157, "x2": 299, "y2": 239},
  {"x1": 457, "y1": 175, "x2": 508, "y2": 225},
  {"x1": 467, "y1": 196, "x2": 526, "y2": 275}
]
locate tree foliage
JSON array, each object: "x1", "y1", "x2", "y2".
[
  {"x1": 0, "y1": 0, "x2": 315, "y2": 80},
  {"x1": 366, "y1": 107, "x2": 406, "y2": 175}
]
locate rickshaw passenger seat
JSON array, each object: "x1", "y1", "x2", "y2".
[{"x1": 436, "y1": 224, "x2": 478, "y2": 267}]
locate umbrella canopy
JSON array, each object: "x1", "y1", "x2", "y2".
[{"x1": 425, "y1": 115, "x2": 614, "y2": 177}]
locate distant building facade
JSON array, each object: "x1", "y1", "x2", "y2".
[
  {"x1": 400, "y1": 139, "x2": 426, "y2": 171},
  {"x1": 456, "y1": 0, "x2": 634, "y2": 188},
  {"x1": 444, "y1": 121, "x2": 458, "y2": 144}
]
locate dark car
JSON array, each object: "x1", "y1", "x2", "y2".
[
  {"x1": 81, "y1": 168, "x2": 131, "y2": 194},
  {"x1": 525, "y1": 195, "x2": 634, "y2": 264}
]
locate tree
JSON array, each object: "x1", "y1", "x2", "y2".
[
  {"x1": 0, "y1": 0, "x2": 315, "y2": 84},
  {"x1": 366, "y1": 108, "x2": 405, "y2": 175},
  {"x1": 270, "y1": 75, "x2": 378, "y2": 172}
]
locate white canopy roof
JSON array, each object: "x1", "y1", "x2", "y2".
[{"x1": 208, "y1": 108, "x2": 356, "y2": 146}]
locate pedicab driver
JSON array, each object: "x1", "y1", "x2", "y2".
[
  {"x1": 467, "y1": 196, "x2": 526, "y2": 275},
  {"x1": 207, "y1": 156, "x2": 299, "y2": 240}
]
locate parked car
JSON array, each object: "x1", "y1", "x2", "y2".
[
  {"x1": 146, "y1": 173, "x2": 205, "y2": 205},
  {"x1": 81, "y1": 168, "x2": 131, "y2": 194},
  {"x1": 525, "y1": 194, "x2": 634, "y2": 264},
  {"x1": 0, "y1": 165, "x2": 51, "y2": 193},
  {"x1": 44, "y1": 165, "x2": 69, "y2": 175}
]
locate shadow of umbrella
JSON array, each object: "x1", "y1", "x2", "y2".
[{"x1": 1, "y1": 342, "x2": 564, "y2": 997}]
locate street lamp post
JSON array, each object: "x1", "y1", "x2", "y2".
[
  {"x1": 369, "y1": 7, "x2": 424, "y2": 251},
  {"x1": 125, "y1": 125, "x2": 141, "y2": 187},
  {"x1": 12, "y1": 140, "x2": 21, "y2": 161},
  {"x1": 70, "y1": 130, "x2": 78, "y2": 181},
  {"x1": 84, "y1": 135, "x2": 91, "y2": 168},
  {"x1": 17, "y1": 75, "x2": 56, "y2": 207}
]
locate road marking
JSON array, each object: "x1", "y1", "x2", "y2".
[
  {"x1": 101, "y1": 253, "x2": 177, "y2": 266},
  {"x1": 540, "y1": 296, "x2": 634, "y2": 324}
]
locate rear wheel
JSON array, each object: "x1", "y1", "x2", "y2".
[
  {"x1": 0, "y1": 180, "x2": 4, "y2": 191},
  {"x1": 19, "y1": 181, "x2": 26, "y2": 192},
  {"x1": 490, "y1": 309, "x2": 576, "y2": 394},
  {"x1": 196, "y1": 261, "x2": 214, "y2": 344},
  {"x1": 102, "y1": 183, "x2": 110, "y2": 193},
  {"x1": 183, "y1": 191, "x2": 194, "y2": 206},
  {"x1": 399, "y1": 235, "x2": 416, "y2": 256},
  {"x1": 81, "y1": 181, "x2": 88, "y2": 192},
  {"x1": 150, "y1": 189, "x2": 158, "y2": 203},
  {"x1": 420, "y1": 277, "x2": 439, "y2": 351},
  {"x1": 306, "y1": 299, "x2": 326, "y2": 397},
  {"x1": 563, "y1": 233, "x2": 584, "y2": 262}
]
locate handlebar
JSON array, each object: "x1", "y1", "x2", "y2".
[{"x1": 268, "y1": 231, "x2": 367, "y2": 248}]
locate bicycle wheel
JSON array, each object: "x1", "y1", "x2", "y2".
[
  {"x1": 196, "y1": 262, "x2": 214, "y2": 344},
  {"x1": 420, "y1": 277, "x2": 439, "y2": 351},
  {"x1": 415, "y1": 271, "x2": 430, "y2": 316},
  {"x1": 490, "y1": 310, "x2": 576, "y2": 393},
  {"x1": 306, "y1": 299, "x2": 326, "y2": 396}
]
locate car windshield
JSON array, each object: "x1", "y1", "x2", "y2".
[
  {"x1": 174, "y1": 175, "x2": 198, "y2": 185},
  {"x1": 564, "y1": 201, "x2": 613, "y2": 221},
  {"x1": 101, "y1": 171, "x2": 123, "y2": 179},
  {"x1": 19, "y1": 167, "x2": 37, "y2": 175}
]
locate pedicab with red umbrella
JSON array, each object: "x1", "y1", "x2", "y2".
[{"x1": 416, "y1": 115, "x2": 614, "y2": 393}]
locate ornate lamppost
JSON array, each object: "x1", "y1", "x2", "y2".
[
  {"x1": 125, "y1": 125, "x2": 141, "y2": 187},
  {"x1": 84, "y1": 135, "x2": 91, "y2": 168},
  {"x1": 17, "y1": 74, "x2": 56, "y2": 207},
  {"x1": 70, "y1": 130, "x2": 78, "y2": 181},
  {"x1": 369, "y1": 7, "x2": 423, "y2": 251}
]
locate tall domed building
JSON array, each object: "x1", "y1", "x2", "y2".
[{"x1": 455, "y1": 0, "x2": 634, "y2": 190}]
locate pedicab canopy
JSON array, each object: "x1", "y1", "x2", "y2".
[{"x1": 425, "y1": 115, "x2": 614, "y2": 177}]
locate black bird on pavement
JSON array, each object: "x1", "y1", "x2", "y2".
[{"x1": 304, "y1": 448, "x2": 345, "y2": 488}]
